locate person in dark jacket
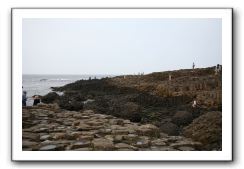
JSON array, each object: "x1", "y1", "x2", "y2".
[
  {"x1": 22, "y1": 91, "x2": 27, "y2": 106},
  {"x1": 33, "y1": 95, "x2": 41, "y2": 106}
]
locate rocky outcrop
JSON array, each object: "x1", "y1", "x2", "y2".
[
  {"x1": 40, "y1": 66, "x2": 222, "y2": 150},
  {"x1": 159, "y1": 122, "x2": 179, "y2": 136},
  {"x1": 41, "y1": 92, "x2": 60, "y2": 104},
  {"x1": 57, "y1": 95, "x2": 84, "y2": 111},
  {"x1": 22, "y1": 104, "x2": 203, "y2": 151},
  {"x1": 183, "y1": 111, "x2": 222, "y2": 150},
  {"x1": 172, "y1": 111, "x2": 193, "y2": 126}
]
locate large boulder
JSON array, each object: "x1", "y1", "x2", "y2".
[
  {"x1": 159, "y1": 122, "x2": 179, "y2": 136},
  {"x1": 41, "y1": 92, "x2": 59, "y2": 104},
  {"x1": 183, "y1": 111, "x2": 222, "y2": 150},
  {"x1": 123, "y1": 102, "x2": 142, "y2": 122},
  {"x1": 58, "y1": 96, "x2": 83, "y2": 111},
  {"x1": 172, "y1": 111, "x2": 193, "y2": 126},
  {"x1": 108, "y1": 101, "x2": 142, "y2": 122}
]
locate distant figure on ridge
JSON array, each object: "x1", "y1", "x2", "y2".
[
  {"x1": 192, "y1": 62, "x2": 195, "y2": 70},
  {"x1": 218, "y1": 64, "x2": 222, "y2": 72},
  {"x1": 22, "y1": 87, "x2": 27, "y2": 107},
  {"x1": 169, "y1": 74, "x2": 172, "y2": 81},
  {"x1": 215, "y1": 66, "x2": 218, "y2": 75},
  {"x1": 215, "y1": 64, "x2": 221, "y2": 75}
]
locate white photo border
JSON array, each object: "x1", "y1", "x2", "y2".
[{"x1": 12, "y1": 8, "x2": 233, "y2": 161}]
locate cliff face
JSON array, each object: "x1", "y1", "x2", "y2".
[{"x1": 40, "y1": 66, "x2": 222, "y2": 150}]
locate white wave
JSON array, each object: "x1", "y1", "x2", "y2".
[{"x1": 48, "y1": 78, "x2": 70, "y2": 81}]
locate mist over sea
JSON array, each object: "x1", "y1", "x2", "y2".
[{"x1": 22, "y1": 74, "x2": 112, "y2": 106}]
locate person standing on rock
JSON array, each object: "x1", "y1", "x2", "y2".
[
  {"x1": 192, "y1": 95, "x2": 197, "y2": 108},
  {"x1": 215, "y1": 64, "x2": 221, "y2": 75},
  {"x1": 192, "y1": 62, "x2": 195, "y2": 70},
  {"x1": 33, "y1": 95, "x2": 41, "y2": 106},
  {"x1": 191, "y1": 96, "x2": 201, "y2": 118},
  {"x1": 192, "y1": 99, "x2": 197, "y2": 108},
  {"x1": 22, "y1": 87, "x2": 27, "y2": 107},
  {"x1": 169, "y1": 74, "x2": 172, "y2": 81},
  {"x1": 215, "y1": 66, "x2": 218, "y2": 75}
]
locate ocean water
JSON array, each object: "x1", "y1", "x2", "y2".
[{"x1": 22, "y1": 74, "x2": 110, "y2": 106}]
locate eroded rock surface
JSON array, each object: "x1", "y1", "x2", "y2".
[
  {"x1": 183, "y1": 111, "x2": 222, "y2": 150},
  {"x1": 37, "y1": 67, "x2": 222, "y2": 150},
  {"x1": 22, "y1": 104, "x2": 202, "y2": 151}
]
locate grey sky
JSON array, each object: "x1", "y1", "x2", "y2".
[{"x1": 23, "y1": 18, "x2": 222, "y2": 75}]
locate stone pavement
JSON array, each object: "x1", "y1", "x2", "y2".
[{"x1": 22, "y1": 104, "x2": 202, "y2": 151}]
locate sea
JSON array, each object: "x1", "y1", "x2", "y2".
[{"x1": 22, "y1": 74, "x2": 112, "y2": 106}]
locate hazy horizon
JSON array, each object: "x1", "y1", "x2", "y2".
[
  {"x1": 23, "y1": 18, "x2": 222, "y2": 75},
  {"x1": 22, "y1": 65, "x2": 218, "y2": 76}
]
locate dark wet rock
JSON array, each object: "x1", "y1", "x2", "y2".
[
  {"x1": 159, "y1": 122, "x2": 179, "y2": 136},
  {"x1": 172, "y1": 111, "x2": 193, "y2": 126},
  {"x1": 183, "y1": 111, "x2": 222, "y2": 150},
  {"x1": 107, "y1": 101, "x2": 142, "y2": 122},
  {"x1": 41, "y1": 92, "x2": 60, "y2": 104},
  {"x1": 58, "y1": 98, "x2": 84, "y2": 111}
]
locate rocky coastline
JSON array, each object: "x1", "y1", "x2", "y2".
[{"x1": 23, "y1": 66, "x2": 222, "y2": 151}]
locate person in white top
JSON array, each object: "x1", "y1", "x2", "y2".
[{"x1": 192, "y1": 100, "x2": 197, "y2": 108}]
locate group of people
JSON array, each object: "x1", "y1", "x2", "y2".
[
  {"x1": 167, "y1": 62, "x2": 221, "y2": 109},
  {"x1": 215, "y1": 64, "x2": 222, "y2": 75},
  {"x1": 22, "y1": 87, "x2": 41, "y2": 107},
  {"x1": 191, "y1": 63, "x2": 222, "y2": 109}
]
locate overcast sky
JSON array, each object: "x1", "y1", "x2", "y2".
[{"x1": 23, "y1": 18, "x2": 222, "y2": 75}]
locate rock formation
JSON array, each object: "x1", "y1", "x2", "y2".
[
  {"x1": 183, "y1": 111, "x2": 222, "y2": 150},
  {"x1": 23, "y1": 104, "x2": 203, "y2": 151},
  {"x1": 32, "y1": 66, "x2": 222, "y2": 150}
]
